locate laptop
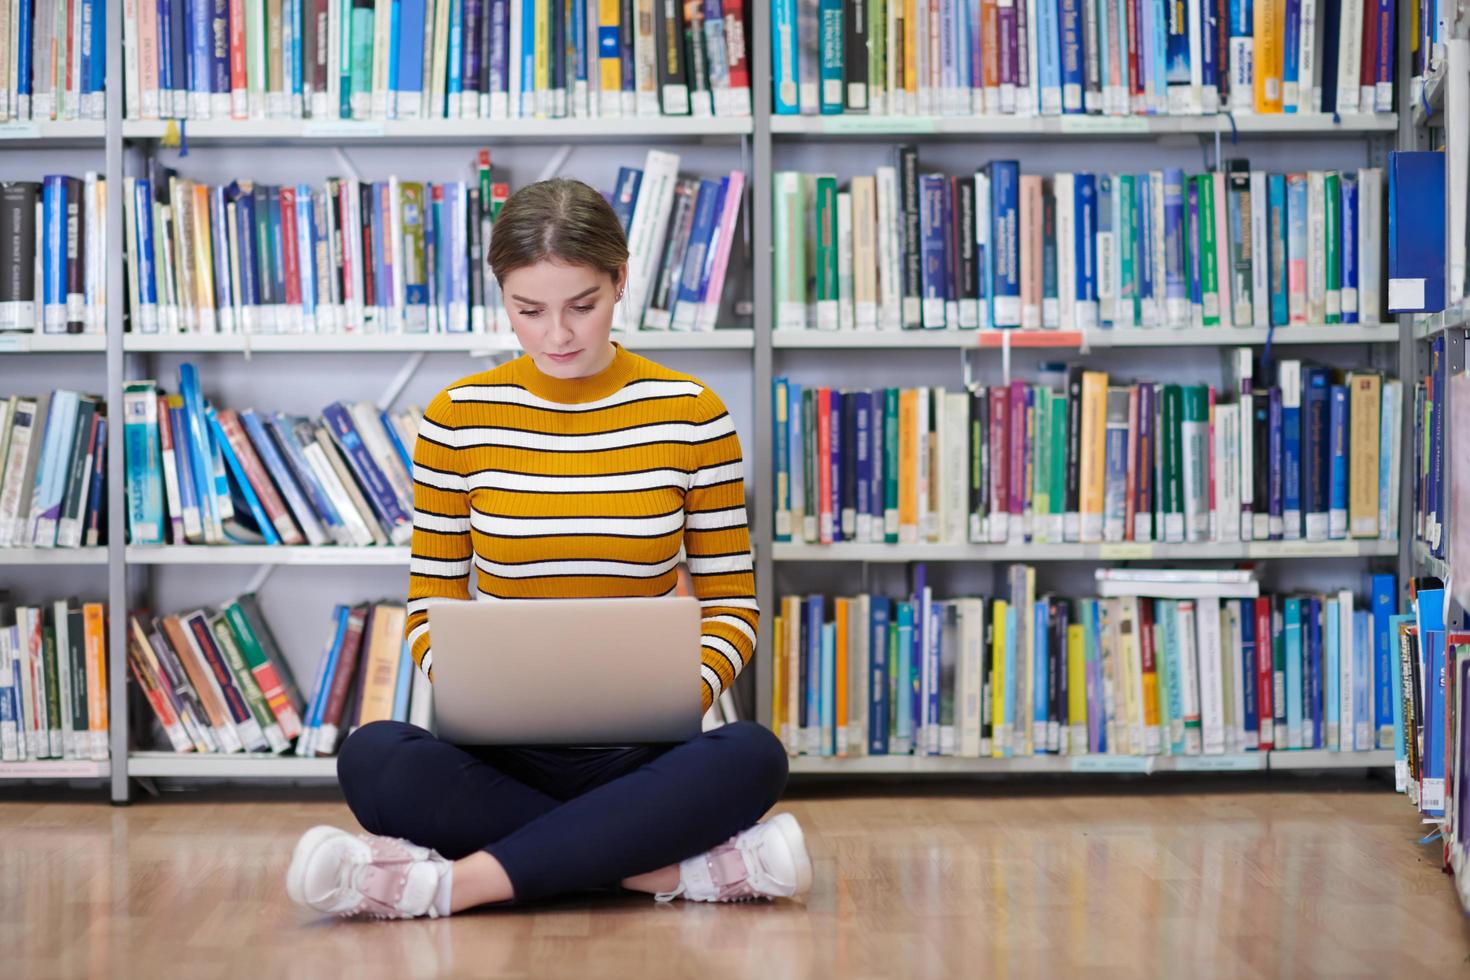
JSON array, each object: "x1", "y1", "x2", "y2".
[{"x1": 428, "y1": 596, "x2": 705, "y2": 745}]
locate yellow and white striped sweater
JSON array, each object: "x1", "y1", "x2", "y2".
[{"x1": 406, "y1": 342, "x2": 757, "y2": 711}]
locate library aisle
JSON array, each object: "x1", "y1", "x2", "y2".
[{"x1": 2, "y1": 782, "x2": 1465, "y2": 978}]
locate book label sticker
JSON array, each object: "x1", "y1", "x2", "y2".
[
  {"x1": 1170, "y1": 753, "x2": 1260, "y2": 771},
  {"x1": 1100, "y1": 543, "x2": 1154, "y2": 559},
  {"x1": 1388, "y1": 278, "x2": 1426, "y2": 311},
  {"x1": 0, "y1": 334, "x2": 32, "y2": 352}
]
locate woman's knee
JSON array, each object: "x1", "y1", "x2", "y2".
[
  {"x1": 714, "y1": 720, "x2": 790, "y2": 805},
  {"x1": 336, "y1": 720, "x2": 421, "y2": 827}
]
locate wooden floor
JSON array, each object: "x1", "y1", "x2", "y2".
[{"x1": 2, "y1": 777, "x2": 1467, "y2": 979}]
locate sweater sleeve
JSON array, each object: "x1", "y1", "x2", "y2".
[
  {"x1": 404, "y1": 389, "x2": 473, "y2": 680},
  {"x1": 685, "y1": 387, "x2": 759, "y2": 712}
]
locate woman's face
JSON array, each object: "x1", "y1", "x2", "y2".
[{"x1": 502, "y1": 258, "x2": 626, "y2": 380}]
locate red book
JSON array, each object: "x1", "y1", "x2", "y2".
[
  {"x1": 279, "y1": 186, "x2": 303, "y2": 316},
  {"x1": 1359, "y1": 0, "x2": 1379, "y2": 110},
  {"x1": 1255, "y1": 596, "x2": 1275, "y2": 749},
  {"x1": 988, "y1": 386, "x2": 1008, "y2": 539},
  {"x1": 1008, "y1": 381, "x2": 1026, "y2": 525},
  {"x1": 216, "y1": 409, "x2": 305, "y2": 545},
  {"x1": 229, "y1": 0, "x2": 248, "y2": 117},
  {"x1": 1127, "y1": 0, "x2": 1143, "y2": 109},
  {"x1": 720, "y1": 0, "x2": 750, "y2": 111},
  {"x1": 1206, "y1": 385, "x2": 1217, "y2": 538},
  {"x1": 816, "y1": 387, "x2": 832, "y2": 544},
  {"x1": 1124, "y1": 385, "x2": 1139, "y2": 541},
  {"x1": 1139, "y1": 598, "x2": 1159, "y2": 748},
  {"x1": 317, "y1": 605, "x2": 369, "y2": 756}
]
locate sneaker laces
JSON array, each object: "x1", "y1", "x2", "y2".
[{"x1": 346, "y1": 836, "x2": 443, "y2": 919}]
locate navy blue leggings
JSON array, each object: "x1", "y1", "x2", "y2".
[{"x1": 336, "y1": 720, "x2": 789, "y2": 903}]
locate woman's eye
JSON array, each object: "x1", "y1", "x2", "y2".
[
  {"x1": 573, "y1": 305, "x2": 595, "y2": 314},
  {"x1": 519, "y1": 309, "x2": 542, "y2": 318}
]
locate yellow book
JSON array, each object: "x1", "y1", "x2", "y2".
[
  {"x1": 357, "y1": 603, "x2": 405, "y2": 726},
  {"x1": 990, "y1": 598, "x2": 1007, "y2": 758},
  {"x1": 1067, "y1": 622, "x2": 1087, "y2": 753},
  {"x1": 1118, "y1": 597, "x2": 1142, "y2": 755},
  {"x1": 772, "y1": 612, "x2": 785, "y2": 747},
  {"x1": 1253, "y1": 0, "x2": 1284, "y2": 112},
  {"x1": 191, "y1": 183, "x2": 215, "y2": 331},
  {"x1": 535, "y1": 0, "x2": 551, "y2": 116},
  {"x1": 898, "y1": 388, "x2": 918, "y2": 543},
  {"x1": 903, "y1": 0, "x2": 919, "y2": 99},
  {"x1": 834, "y1": 597, "x2": 849, "y2": 757},
  {"x1": 83, "y1": 602, "x2": 108, "y2": 761},
  {"x1": 1348, "y1": 372, "x2": 1381, "y2": 537},
  {"x1": 786, "y1": 595, "x2": 802, "y2": 751},
  {"x1": 598, "y1": 0, "x2": 622, "y2": 112},
  {"x1": 1078, "y1": 370, "x2": 1109, "y2": 542}
]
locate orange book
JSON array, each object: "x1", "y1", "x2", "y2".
[
  {"x1": 898, "y1": 389, "x2": 919, "y2": 543},
  {"x1": 83, "y1": 603, "x2": 108, "y2": 761},
  {"x1": 981, "y1": 0, "x2": 1000, "y2": 109},
  {"x1": 1078, "y1": 370, "x2": 1110, "y2": 542},
  {"x1": 1254, "y1": 0, "x2": 1284, "y2": 112},
  {"x1": 816, "y1": 387, "x2": 833, "y2": 544},
  {"x1": 1020, "y1": 175, "x2": 1043, "y2": 328},
  {"x1": 834, "y1": 597, "x2": 849, "y2": 757},
  {"x1": 160, "y1": 614, "x2": 239, "y2": 752},
  {"x1": 904, "y1": 0, "x2": 919, "y2": 100}
]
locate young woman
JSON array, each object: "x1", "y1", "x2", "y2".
[{"x1": 285, "y1": 178, "x2": 811, "y2": 919}]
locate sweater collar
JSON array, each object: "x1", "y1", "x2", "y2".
[{"x1": 513, "y1": 341, "x2": 636, "y2": 404}]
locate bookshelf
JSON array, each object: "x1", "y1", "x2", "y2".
[{"x1": 0, "y1": 3, "x2": 1431, "y2": 799}]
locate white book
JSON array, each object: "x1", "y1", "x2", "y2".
[
  {"x1": 1250, "y1": 171, "x2": 1270, "y2": 327},
  {"x1": 1335, "y1": 0, "x2": 1363, "y2": 111},
  {"x1": 1230, "y1": 602, "x2": 1251, "y2": 750},
  {"x1": 1215, "y1": 403, "x2": 1241, "y2": 542},
  {"x1": 1358, "y1": 168, "x2": 1381, "y2": 323},
  {"x1": 852, "y1": 177, "x2": 879, "y2": 330},
  {"x1": 1096, "y1": 188, "x2": 1116, "y2": 327},
  {"x1": 1175, "y1": 599, "x2": 1202, "y2": 754},
  {"x1": 18, "y1": 613, "x2": 41, "y2": 759},
  {"x1": 0, "y1": 630, "x2": 17, "y2": 761},
  {"x1": 1306, "y1": 171, "x2": 1326, "y2": 323},
  {"x1": 976, "y1": 171, "x2": 993, "y2": 329},
  {"x1": 347, "y1": 401, "x2": 412, "y2": 513},
  {"x1": 875, "y1": 166, "x2": 902, "y2": 331},
  {"x1": 958, "y1": 598, "x2": 985, "y2": 758},
  {"x1": 1180, "y1": 397, "x2": 1209, "y2": 542},
  {"x1": 620, "y1": 150, "x2": 681, "y2": 330},
  {"x1": 1147, "y1": 171, "x2": 1167, "y2": 327},
  {"x1": 1448, "y1": 41, "x2": 1469, "y2": 306},
  {"x1": 1055, "y1": 173, "x2": 1076, "y2": 329},
  {"x1": 849, "y1": 595, "x2": 869, "y2": 758},
  {"x1": 1194, "y1": 596, "x2": 1225, "y2": 754},
  {"x1": 301, "y1": 435, "x2": 377, "y2": 546},
  {"x1": 836, "y1": 191, "x2": 855, "y2": 331},
  {"x1": 943, "y1": 391, "x2": 969, "y2": 544},
  {"x1": 1121, "y1": 598, "x2": 1146, "y2": 755},
  {"x1": 1338, "y1": 589, "x2": 1354, "y2": 751}
]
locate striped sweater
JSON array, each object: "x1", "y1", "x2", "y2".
[{"x1": 406, "y1": 342, "x2": 757, "y2": 711}]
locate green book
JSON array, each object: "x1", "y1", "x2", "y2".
[
  {"x1": 66, "y1": 605, "x2": 87, "y2": 756},
  {"x1": 1198, "y1": 176, "x2": 1220, "y2": 327},
  {"x1": 1050, "y1": 390, "x2": 1068, "y2": 530},
  {"x1": 223, "y1": 598, "x2": 304, "y2": 741},
  {"x1": 1324, "y1": 171, "x2": 1341, "y2": 324},
  {"x1": 1033, "y1": 390, "x2": 1051, "y2": 538},
  {"x1": 813, "y1": 174, "x2": 840, "y2": 329},
  {"x1": 210, "y1": 614, "x2": 287, "y2": 753},
  {"x1": 868, "y1": 0, "x2": 887, "y2": 110},
  {"x1": 884, "y1": 387, "x2": 899, "y2": 543},
  {"x1": 349, "y1": 3, "x2": 376, "y2": 118},
  {"x1": 1161, "y1": 383, "x2": 1184, "y2": 543},
  {"x1": 773, "y1": 172, "x2": 807, "y2": 330},
  {"x1": 1180, "y1": 384, "x2": 1211, "y2": 542},
  {"x1": 42, "y1": 622, "x2": 61, "y2": 758},
  {"x1": 1118, "y1": 175, "x2": 1135, "y2": 328},
  {"x1": 802, "y1": 387, "x2": 817, "y2": 541}
]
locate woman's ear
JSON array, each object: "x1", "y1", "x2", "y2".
[{"x1": 615, "y1": 264, "x2": 628, "y2": 296}]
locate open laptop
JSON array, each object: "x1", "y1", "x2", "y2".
[{"x1": 428, "y1": 596, "x2": 705, "y2": 745}]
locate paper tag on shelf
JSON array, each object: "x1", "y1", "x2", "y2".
[
  {"x1": 302, "y1": 120, "x2": 387, "y2": 138},
  {"x1": 0, "y1": 122, "x2": 40, "y2": 139},
  {"x1": 1070, "y1": 755, "x2": 1153, "y2": 773},
  {"x1": 0, "y1": 334, "x2": 32, "y2": 352},
  {"x1": 1058, "y1": 116, "x2": 1150, "y2": 134},
  {"x1": 1100, "y1": 543, "x2": 1154, "y2": 559},
  {"x1": 1170, "y1": 753, "x2": 1259, "y2": 771},
  {"x1": 1251, "y1": 539, "x2": 1356, "y2": 558},
  {"x1": 822, "y1": 115, "x2": 936, "y2": 135}
]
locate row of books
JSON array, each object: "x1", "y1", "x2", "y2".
[
  {"x1": 120, "y1": 0, "x2": 752, "y2": 122},
  {"x1": 1414, "y1": 329, "x2": 1456, "y2": 561},
  {"x1": 1, "y1": 598, "x2": 109, "y2": 763},
  {"x1": 1398, "y1": 582, "x2": 1452, "y2": 818},
  {"x1": 773, "y1": 355, "x2": 1401, "y2": 548},
  {"x1": 771, "y1": 0, "x2": 1396, "y2": 117},
  {"x1": 0, "y1": 0, "x2": 106, "y2": 122},
  {"x1": 122, "y1": 149, "x2": 744, "y2": 336},
  {"x1": 773, "y1": 566, "x2": 1400, "y2": 759},
  {"x1": 129, "y1": 595, "x2": 430, "y2": 756},
  {"x1": 774, "y1": 157, "x2": 1389, "y2": 334},
  {"x1": 0, "y1": 176, "x2": 109, "y2": 335},
  {"x1": 0, "y1": 391, "x2": 107, "y2": 550},
  {"x1": 124, "y1": 366, "x2": 419, "y2": 548}
]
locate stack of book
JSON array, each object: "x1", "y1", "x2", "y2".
[
  {"x1": 0, "y1": 390, "x2": 108, "y2": 551},
  {"x1": 0, "y1": 599, "x2": 109, "y2": 763},
  {"x1": 122, "y1": 149, "x2": 744, "y2": 336},
  {"x1": 128, "y1": 594, "x2": 428, "y2": 756},
  {"x1": 774, "y1": 565, "x2": 1400, "y2": 759},
  {"x1": 771, "y1": 0, "x2": 1396, "y2": 117},
  {"x1": 123, "y1": 365, "x2": 417, "y2": 548},
  {"x1": 773, "y1": 352, "x2": 1401, "y2": 547},
  {"x1": 120, "y1": 0, "x2": 752, "y2": 122},
  {"x1": 0, "y1": 0, "x2": 106, "y2": 122},
  {"x1": 0, "y1": 176, "x2": 109, "y2": 335},
  {"x1": 774, "y1": 159, "x2": 1385, "y2": 333}
]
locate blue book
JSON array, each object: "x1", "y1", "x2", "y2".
[
  {"x1": 854, "y1": 391, "x2": 871, "y2": 538},
  {"x1": 1281, "y1": 362, "x2": 1302, "y2": 538},
  {"x1": 869, "y1": 597, "x2": 891, "y2": 754},
  {"x1": 83, "y1": 418, "x2": 107, "y2": 545},
  {"x1": 1201, "y1": 0, "x2": 1219, "y2": 105},
  {"x1": 15, "y1": 0, "x2": 32, "y2": 113},
  {"x1": 41, "y1": 177, "x2": 66, "y2": 333},
  {"x1": 1267, "y1": 174, "x2": 1288, "y2": 325},
  {"x1": 209, "y1": 187, "x2": 233, "y2": 322},
  {"x1": 157, "y1": 0, "x2": 176, "y2": 114},
  {"x1": 322, "y1": 402, "x2": 412, "y2": 543},
  {"x1": 209, "y1": 0, "x2": 229, "y2": 106},
  {"x1": 1240, "y1": 599, "x2": 1258, "y2": 747},
  {"x1": 1326, "y1": 598, "x2": 1340, "y2": 746},
  {"x1": 1417, "y1": 588, "x2": 1446, "y2": 815},
  {"x1": 673, "y1": 178, "x2": 723, "y2": 328},
  {"x1": 1148, "y1": 0, "x2": 1169, "y2": 112},
  {"x1": 1287, "y1": 174, "x2": 1308, "y2": 321},
  {"x1": 1185, "y1": 177, "x2": 1203, "y2": 324},
  {"x1": 803, "y1": 595, "x2": 822, "y2": 751},
  {"x1": 168, "y1": 399, "x2": 200, "y2": 539},
  {"x1": 1354, "y1": 610, "x2": 1372, "y2": 751},
  {"x1": 869, "y1": 387, "x2": 884, "y2": 532},
  {"x1": 241, "y1": 409, "x2": 326, "y2": 546},
  {"x1": 28, "y1": 390, "x2": 79, "y2": 545},
  {"x1": 448, "y1": 0, "x2": 464, "y2": 108},
  {"x1": 184, "y1": 0, "x2": 206, "y2": 100},
  {"x1": 828, "y1": 388, "x2": 842, "y2": 540},
  {"x1": 488, "y1": 0, "x2": 511, "y2": 108},
  {"x1": 1282, "y1": 0, "x2": 1301, "y2": 110},
  {"x1": 1163, "y1": 169, "x2": 1186, "y2": 324},
  {"x1": 1087, "y1": 599, "x2": 1108, "y2": 752},
  {"x1": 227, "y1": 183, "x2": 257, "y2": 321},
  {"x1": 1340, "y1": 172, "x2": 1359, "y2": 323},
  {"x1": 123, "y1": 385, "x2": 165, "y2": 545},
  {"x1": 1003, "y1": 605, "x2": 1019, "y2": 757},
  {"x1": 910, "y1": 563, "x2": 927, "y2": 750},
  {"x1": 1164, "y1": 0, "x2": 1192, "y2": 107},
  {"x1": 818, "y1": 0, "x2": 844, "y2": 114},
  {"x1": 208, "y1": 408, "x2": 281, "y2": 545},
  {"x1": 772, "y1": 0, "x2": 801, "y2": 113},
  {"x1": 1390, "y1": 613, "x2": 1412, "y2": 777},
  {"x1": 1284, "y1": 598, "x2": 1303, "y2": 748},
  {"x1": 1033, "y1": 600, "x2": 1049, "y2": 752},
  {"x1": 895, "y1": 600, "x2": 914, "y2": 753},
  {"x1": 988, "y1": 161, "x2": 1021, "y2": 327},
  {"x1": 1369, "y1": 573, "x2": 1396, "y2": 750},
  {"x1": 1301, "y1": 367, "x2": 1330, "y2": 539},
  {"x1": 1267, "y1": 386, "x2": 1283, "y2": 536},
  {"x1": 168, "y1": 0, "x2": 188, "y2": 111},
  {"x1": 1038, "y1": 0, "x2": 1064, "y2": 112},
  {"x1": 379, "y1": 409, "x2": 412, "y2": 476},
  {"x1": 296, "y1": 186, "x2": 318, "y2": 326},
  {"x1": 926, "y1": 599, "x2": 942, "y2": 755},
  {"x1": 611, "y1": 167, "x2": 642, "y2": 235},
  {"x1": 397, "y1": 0, "x2": 428, "y2": 111},
  {"x1": 1305, "y1": 596, "x2": 1323, "y2": 748},
  {"x1": 268, "y1": 186, "x2": 289, "y2": 321},
  {"x1": 1327, "y1": 384, "x2": 1348, "y2": 538},
  {"x1": 919, "y1": 174, "x2": 949, "y2": 329},
  {"x1": 1075, "y1": 174, "x2": 1099, "y2": 327},
  {"x1": 177, "y1": 364, "x2": 223, "y2": 538},
  {"x1": 392, "y1": 640, "x2": 414, "y2": 722},
  {"x1": 1137, "y1": 175, "x2": 1155, "y2": 319},
  {"x1": 820, "y1": 621, "x2": 835, "y2": 755},
  {"x1": 304, "y1": 606, "x2": 350, "y2": 753},
  {"x1": 1388, "y1": 152, "x2": 1446, "y2": 313}
]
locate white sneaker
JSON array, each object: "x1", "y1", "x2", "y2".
[
  {"x1": 286, "y1": 825, "x2": 452, "y2": 919},
  {"x1": 658, "y1": 813, "x2": 813, "y2": 903}
]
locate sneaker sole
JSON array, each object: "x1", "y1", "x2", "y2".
[
  {"x1": 285, "y1": 825, "x2": 350, "y2": 910},
  {"x1": 766, "y1": 813, "x2": 813, "y2": 896}
]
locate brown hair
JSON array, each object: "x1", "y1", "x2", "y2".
[{"x1": 488, "y1": 178, "x2": 629, "y2": 285}]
